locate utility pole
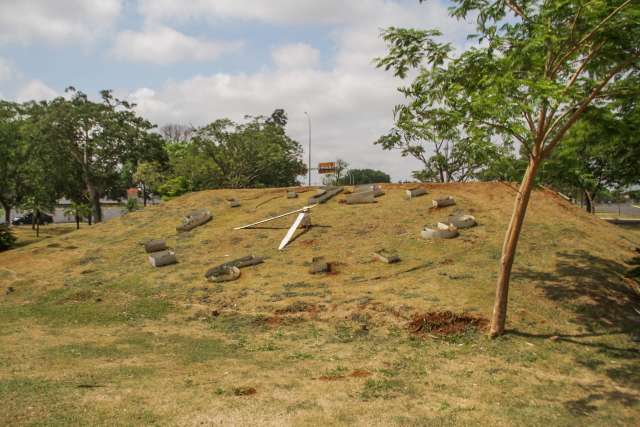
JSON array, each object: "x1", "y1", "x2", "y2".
[{"x1": 304, "y1": 111, "x2": 311, "y2": 186}]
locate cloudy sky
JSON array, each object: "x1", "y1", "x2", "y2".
[{"x1": 0, "y1": 0, "x2": 475, "y2": 183}]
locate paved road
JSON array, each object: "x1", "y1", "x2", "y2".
[
  {"x1": 595, "y1": 203, "x2": 640, "y2": 217},
  {"x1": 1, "y1": 206, "x2": 124, "y2": 224}
]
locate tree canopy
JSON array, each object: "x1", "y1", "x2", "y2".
[
  {"x1": 377, "y1": 0, "x2": 639, "y2": 336},
  {"x1": 160, "y1": 110, "x2": 307, "y2": 195},
  {"x1": 0, "y1": 89, "x2": 308, "y2": 228}
]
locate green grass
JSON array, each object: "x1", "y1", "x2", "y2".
[{"x1": 1, "y1": 184, "x2": 639, "y2": 426}]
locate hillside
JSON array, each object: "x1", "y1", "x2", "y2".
[{"x1": 1, "y1": 182, "x2": 639, "y2": 426}]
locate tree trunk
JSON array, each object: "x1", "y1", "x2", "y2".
[
  {"x1": 88, "y1": 185, "x2": 103, "y2": 223},
  {"x1": 35, "y1": 209, "x2": 40, "y2": 237},
  {"x1": 143, "y1": 184, "x2": 148, "y2": 207},
  {"x1": 75, "y1": 213, "x2": 80, "y2": 230},
  {"x1": 1, "y1": 202, "x2": 10, "y2": 227},
  {"x1": 584, "y1": 190, "x2": 594, "y2": 214},
  {"x1": 490, "y1": 157, "x2": 541, "y2": 338}
]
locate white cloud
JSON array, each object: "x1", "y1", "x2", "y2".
[
  {"x1": 0, "y1": 0, "x2": 122, "y2": 45},
  {"x1": 272, "y1": 43, "x2": 320, "y2": 70},
  {"x1": 110, "y1": 26, "x2": 242, "y2": 64},
  {"x1": 0, "y1": 57, "x2": 12, "y2": 81},
  {"x1": 138, "y1": 0, "x2": 373, "y2": 25},
  {"x1": 125, "y1": 64, "x2": 422, "y2": 181},
  {"x1": 126, "y1": 0, "x2": 475, "y2": 181},
  {"x1": 16, "y1": 80, "x2": 58, "y2": 102}
]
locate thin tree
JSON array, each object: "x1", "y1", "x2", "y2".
[{"x1": 378, "y1": 0, "x2": 639, "y2": 336}]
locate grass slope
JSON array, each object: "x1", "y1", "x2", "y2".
[{"x1": 1, "y1": 182, "x2": 639, "y2": 426}]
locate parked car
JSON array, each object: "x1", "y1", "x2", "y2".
[{"x1": 12, "y1": 212, "x2": 54, "y2": 225}]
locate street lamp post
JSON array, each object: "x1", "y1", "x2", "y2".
[{"x1": 304, "y1": 111, "x2": 311, "y2": 186}]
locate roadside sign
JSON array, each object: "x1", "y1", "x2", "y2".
[{"x1": 318, "y1": 162, "x2": 337, "y2": 174}]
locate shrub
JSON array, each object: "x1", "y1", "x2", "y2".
[
  {"x1": 0, "y1": 225, "x2": 17, "y2": 251},
  {"x1": 158, "y1": 176, "x2": 190, "y2": 200}
]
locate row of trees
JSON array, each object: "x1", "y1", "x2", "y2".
[
  {"x1": 0, "y1": 88, "x2": 164, "y2": 226},
  {"x1": 376, "y1": 99, "x2": 639, "y2": 210},
  {"x1": 133, "y1": 110, "x2": 307, "y2": 202},
  {"x1": 321, "y1": 159, "x2": 391, "y2": 186},
  {"x1": 0, "y1": 93, "x2": 308, "y2": 226}
]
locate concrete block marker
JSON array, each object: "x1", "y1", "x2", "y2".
[
  {"x1": 309, "y1": 256, "x2": 331, "y2": 274},
  {"x1": 228, "y1": 199, "x2": 241, "y2": 208},
  {"x1": 443, "y1": 214, "x2": 477, "y2": 229},
  {"x1": 354, "y1": 184, "x2": 385, "y2": 197},
  {"x1": 204, "y1": 255, "x2": 264, "y2": 280},
  {"x1": 373, "y1": 249, "x2": 401, "y2": 264},
  {"x1": 405, "y1": 187, "x2": 427, "y2": 200},
  {"x1": 432, "y1": 196, "x2": 456, "y2": 208},
  {"x1": 148, "y1": 250, "x2": 177, "y2": 267},
  {"x1": 207, "y1": 266, "x2": 241, "y2": 283},
  {"x1": 176, "y1": 209, "x2": 212, "y2": 232},
  {"x1": 144, "y1": 239, "x2": 167, "y2": 253},
  {"x1": 286, "y1": 191, "x2": 298, "y2": 199},
  {"x1": 421, "y1": 223, "x2": 459, "y2": 239},
  {"x1": 346, "y1": 190, "x2": 376, "y2": 205},
  {"x1": 308, "y1": 187, "x2": 343, "y2": 204}
]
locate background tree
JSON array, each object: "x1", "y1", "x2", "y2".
[
  {"x1": 162, "y1": 140, "x2": 217, "y2": 192},
  {"x1": 63, "y1": 201, "x2": 91, "y2": 230},
  {"x1": 376, "y1": 101, "x2": 502, "y2": 182},
  {"x1": 157, "y1": 176, "x2": 190, "y2": 199},
  {"x1": 19, "y1": 101, "x2": 68, "y2": 235},
  {"x1": 341, "y1": 169, "x2": 391, "y2": 185},
  {"x1": 192, "y1": 111, "x2": 307, "y2": 188},
  {"x1": 0, "y1": 101, "x2": 28, "y2": 225},
  {"x1": 476, "y1": 151, "x2": 528, "y2": 183},
  {"x1": 46, "y1": 88, "x2": 160, "y2": 222},
  {"x1": 378, "y1": 0, "x2": 639, "y2": 336},
  {"x1": 542, "y1": 103, "x2": 640, "y2": 211},
  {"x1": 133, "y1": 161, "x2": 166, "y2": 206},
  {"x1": 161, "y1": 124, "x2": 194, "y2": 143}
]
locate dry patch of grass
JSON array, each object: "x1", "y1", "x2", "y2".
[{"x1": 1, "y1": 183, "x2": 639, "y2": 426}]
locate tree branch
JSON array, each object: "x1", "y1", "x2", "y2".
[
  {"x1": 477, "y1": 119, "x2": 527, "y2": 145},
  {"x1": 569, "y1": 3, "x2": 585, "y2": 44},
  {"x1": 523, "y1": 111, "x2": 536, "y2": 135},
  {"x1": 505, "y1": 0, "x2": 528, "y2": 20},
  {"x1": 542, "y1": 60, "x2": 631, "y2": 157},
  {"x1": 551, "y1": 0, "x2": 632, "y2": 76},
  {"x1": 565, "y1": 41, "x2": 605, "y2": 89}
]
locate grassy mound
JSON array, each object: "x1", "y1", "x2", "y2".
[{"x1": 1, "y1": 183, "x2": 639, "y2": 426}]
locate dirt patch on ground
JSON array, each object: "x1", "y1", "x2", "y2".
[
  {"x1": 408, "y1": 311, "x2": 487, "y2": 336},
  {"x1": 350, "y1": 369, "x2": 372, "y2": 378},
  {"x1": 262, "y1": 315, "x2": 284, "y2": 326},
  {"x1": 233, "y1": 387, "x2": 256, "y2": 396}
]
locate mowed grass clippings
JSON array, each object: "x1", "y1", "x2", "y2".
[{"x1": 0, "y1": 183, "x2": 639, "y2": 426}]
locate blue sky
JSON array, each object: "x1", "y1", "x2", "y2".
[{"x1": 0, "y1": 0, "x2": 474, "y2": 182}]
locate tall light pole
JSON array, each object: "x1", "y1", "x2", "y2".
[{"x1": 304, "y1": 111, "x2": 311, "y2": 186}]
